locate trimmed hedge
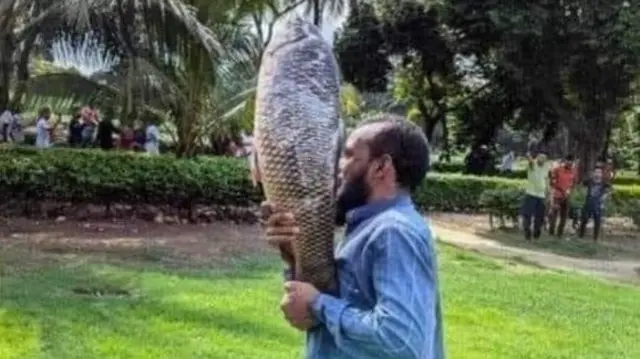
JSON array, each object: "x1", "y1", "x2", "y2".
[
  {"x1": 432, "y1": 162, "x2": 640, "y2": 187},
  {"x1": 0, "y1": 146, "x2": 638, "y2": 220}
]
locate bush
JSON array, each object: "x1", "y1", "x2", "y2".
[
  {"x1": 431, "y1": 162, "x2": 640, "y2": 186},
  {"x1": 0, "y1": 146, "x2": 638, "y2": 222}
]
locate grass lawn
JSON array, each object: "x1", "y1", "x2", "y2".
[{"x1": 1, "y1": 245, "x2": 639, "y2": 359}]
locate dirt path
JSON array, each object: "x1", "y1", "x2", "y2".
[{"x1": 432, "y1": 224, "x2": 640, "y2": 284}]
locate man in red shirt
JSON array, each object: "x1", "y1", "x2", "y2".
[{"x1": 549, "y1": 155, "x2": 577, "y2": 237}]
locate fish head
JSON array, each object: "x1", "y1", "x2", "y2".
[{"x1": 268, "y1": 15, "x2": 324, "y2": 54}]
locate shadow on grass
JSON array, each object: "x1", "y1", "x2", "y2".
[{"x1": 473, "y1": 227, "x2": 627, "y2": 260}]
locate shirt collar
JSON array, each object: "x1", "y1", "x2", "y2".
[{"x1": 345, "y1": 191, "x2": 412, "y2": 231}]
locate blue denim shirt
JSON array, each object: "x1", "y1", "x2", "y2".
[{"x1": 287, "y1": 193, "x2": 445, "y2": 359}]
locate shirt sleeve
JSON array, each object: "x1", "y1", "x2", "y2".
[{"x1": 310, "y1": 226, "x2": 438, "y2": 359}]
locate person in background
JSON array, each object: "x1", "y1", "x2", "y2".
[
  {"x1": 118, "y1": 125, "x2": 135, "y2": 150},
  {"x1": 7, "y1": 112, "x2": 23, "y2": 144},
  {"x1": 548, "y1": 154, "x2": 576, "y2": 237},
  {"x1": 80, "y1": 106, "x2": 98, "y2": 148},
  {"x1": 35, "y1": 107, "x2": 53, "y2": 149},
  {"x1": 133, "y1": 120, "x2": 146, "y2": 152},
  {"x1": 521, "y1": 150, "x2": 551, "y2": 240},
  {"x1": 96, "y1": 109, "x2": 120, "y2": 150},
  {"x1": 68, "y1": 107, "x2": 83, "y2": 147},
  {"x1": 578, "y1": 167, "x2": 611, "y2": 241},
  {"x1": 499, "y1": 150, "x2": 515, "y2": 176},
  {"x1": 144, "y1": 118, "x2": 160, "y2": 155},
  {"x1": 0, "y1": 108, "x2": 14, "y2": 142}
]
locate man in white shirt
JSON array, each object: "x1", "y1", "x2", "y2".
[
  {"x1": 35, "y1": 108, "x2": 52, "y2": 149},
  {"x1": 0, "y1": 109, "x2": 13, "y2": 142},
  {"x1": 144, "y1": 121, "x2": 160, "y2": 155}
]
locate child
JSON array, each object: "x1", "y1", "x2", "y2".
[{"x1": 578, "y1": 167, "x2": 611, "y2": 241}]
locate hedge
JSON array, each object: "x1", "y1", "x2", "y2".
[
  {"x1": 432, "y1": 162, "x2": 640, "y2": 187},
  {"x1": 0, "y1": 146, "x2": 638, "y2": 221}
]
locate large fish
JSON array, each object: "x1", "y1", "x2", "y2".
[{"x1": 251, "y1": 16, "x2": 343, "y2": 294}]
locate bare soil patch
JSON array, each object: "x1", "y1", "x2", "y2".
[{"x1": 0, "y1": 218, "x2": 270, "y2": 271}]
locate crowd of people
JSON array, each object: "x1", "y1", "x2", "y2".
[
  {"x1": 0, "y1": 106, "x2": 161, "y2": 155},
  {"x1": 521, "y1": 151, "x2": 615, "y2": 241}
]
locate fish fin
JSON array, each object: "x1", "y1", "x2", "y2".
[
  {"x1": 331, "y1": 118, "x2": 345, "y2": 197},
  {"x1": 249, "y1": 150, "x2": 261, "y2": 187}
]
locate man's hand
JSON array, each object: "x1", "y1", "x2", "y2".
[
  {"x1": 280, "y1": 281, "x2": 321, "y2": 331},
  {"x1": 259, "y1": 201, "x2": 298, "y2": 268}
]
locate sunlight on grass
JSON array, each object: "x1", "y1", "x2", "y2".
[{"x1": 1, "y1": 246, "x2": 639, "y2": 359}]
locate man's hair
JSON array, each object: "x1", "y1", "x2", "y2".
[
  {"x1": 564, "y1": 154, "x2": 575, "y2": 161},
  {"x1": 362, "y1": 114, "x2": 430, "y2": 191}
]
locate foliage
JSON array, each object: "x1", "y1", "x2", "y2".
[
  {"x1": 334, "y1": 1, "x2": 391, "y2": 92},
  {"x1": 2, "y1": 147, "x2": 638, "y2": 221}
]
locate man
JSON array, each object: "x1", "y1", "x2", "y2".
[
  {"x1": 499, "y1": 150, "x2": 515, "y2": 176},
  {"x1": 35, "y1": 107, "x2": 52, "y2": 149},
  {"x1": 548, "y1": 155, "x2": 576, "y2": 237},
  {"x1": 144, "y1": 118, "x2": 160, "y2": 155},
  {"x1": 0, "y1": 108, "x2": 13, "y2": 142},
  {"x1": 521, "y1": 150, "x2": 551, "y2": 240},
  {"x1": 96, "y1": 110, "x2": 120, "y2": 150},
  {"x1": 578, "y1": 167, "x2": 611, "y2": 241},
  {"x1": 260, "y1": 115, "x2": 444, "y2": 359}
]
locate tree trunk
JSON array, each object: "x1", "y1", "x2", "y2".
[
  {"x1": 0, "y1": 35, "x2": 15, "y2": 111},
  {"x1": 9, "y1": 31, "x2": 38, "y2": 111}
]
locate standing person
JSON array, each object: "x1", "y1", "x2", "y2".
[
  {"x1": 499, "y1": 150, "x2": 515, "y2": 176},
  {"x1": 144, "y1": 119, "x2": 160, "y2": 155},
  {"x1": 578, "y1": 167, "x2": 611, "y2": 241},
  {"x1": 68, "y1": 108, "x2": 83, "y2": 147},
  {"x1": 133, "y1": 120, "x2": 146, "y2": 152},
  {"x1": 260, "y1": 116, "x2": 445, "y2": 359},
  {"x1": 548, "y1": 155, "x2": 576, "y2": 237},
  {"x1": 35, "y1": 107, "x2": 53, "y2": 149},
  {"x1": 80, "y1": 106, "x2": 97, "y2": 148},
  {"x1": 118, "y1": 125, "x2": 135, "y2": 150},
  {"x1": 0, "y1": 109, "x2": 13, "y2": 142},
  {"x1": 96, "y1": 112, "x2": 119, "y2": 150},
  {"x1": 7, "y1": 113, "x2": 23, "y2": 144},
  {"x1": 521, "y1": 151, "x2": 551, "y2": 240}
]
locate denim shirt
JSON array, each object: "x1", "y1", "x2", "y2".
[{"x1": 286, "y1": 193, "x2": 445, "y2": 359}]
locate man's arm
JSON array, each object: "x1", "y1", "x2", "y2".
[{"x1": 310, "y1": 226, "x2": 438, "y2": 359}]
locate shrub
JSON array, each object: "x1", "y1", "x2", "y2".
[
  {"x1": 431, "y1": 162, "x2": 640, "y2": 186},
  {"x1": 0, "y1": 146, "x2": 638, "y2": 221}
]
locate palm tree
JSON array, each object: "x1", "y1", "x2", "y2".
[{"x1": 16, "y1": 0, "x2": 266, "y2": 156}]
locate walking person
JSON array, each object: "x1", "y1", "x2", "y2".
[
  {"x1": 35, "y1": 107, "x2": 53, "y2": 149},
  {"x1": 259, "y1": 115, "x2": 445, "y2": 359},
  {"x1": 578, "y1": 167, "x2": 611, "y2": 241},
  {"x1": 67, "y1": 108, "x2": 84, "y2": 147},
  {"x1": 548, "y1": 155, "x2": 576, "y2": 237},
  {"x1": 521, "y1": 151, "x2": 551, "y2": 240}
]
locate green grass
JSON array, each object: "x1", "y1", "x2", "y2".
[{"x1": 1, "y1": 246, "x2": 639, "y2": 359}]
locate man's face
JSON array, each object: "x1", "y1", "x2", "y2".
[
  {"x1": 536, "y1": 153, "x2": 547, "y2": 165},
  {"x1": 335, "y1": 124, "x2": 385, "y2": 224},
  {"x1": 593, "y1": 169, "x2": 603, "y2": 182},
  {"x1": 564, "y1": 159, "x2": 573, "y2": 169}
]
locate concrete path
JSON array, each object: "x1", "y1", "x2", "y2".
[{"x1": 433, "y1": 225, "x2": 640, "y2": 284}]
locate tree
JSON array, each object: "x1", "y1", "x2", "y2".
[
  {"x1": 334, "y1": 2, "x2": 391, "y2": 92},
  {"x1": 378, "y1": 0, "x2": 457, "y2": 143},
  {"x1": 445, "y1": 0, "x2": 640, "y2": 177}
]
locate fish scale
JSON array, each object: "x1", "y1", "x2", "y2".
[{"x1": 252, "y1": 16, "x2": 342, "y2": 294}]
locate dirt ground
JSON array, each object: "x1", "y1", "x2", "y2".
[
  {"x1": 1, "y1": 213, "x2": 638, "y2": 283},
  {"x1": 0, "y1": 218, "x2": 273, "y2": 272}
]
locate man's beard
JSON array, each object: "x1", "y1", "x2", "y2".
[{"x1": 335, "y1": 170, "x2": 370, "y2": 226}]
